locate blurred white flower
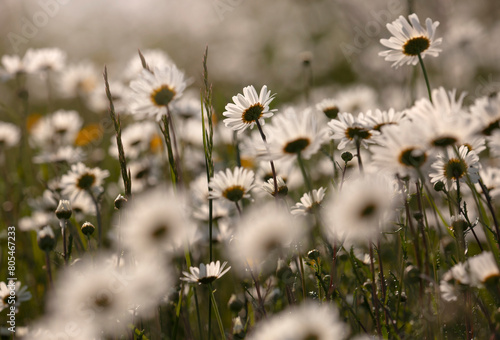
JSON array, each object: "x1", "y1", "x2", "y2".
[
  {"x1": 291, "y1": 187, "x2": 327, "y2": 216},
  {"x1": 0, "y1": 280, "x2": 32, "y2": 312},
  {"x1": 0, "y1": 122, "x2": 21, "y2": 149},
  {"x1": 247, "y1": 302, "x2": 348, "y2": 340},
  {"x1": 23, "y1": 48, "x2": 66, "y2": 73},
  {"x1": 57, "y1": 61, "x2": 99, "y2": 98}
]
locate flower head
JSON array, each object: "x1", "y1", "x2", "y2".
[
  {"x1": 223, "y1": 85, "x2": 277, "y2": 133},
  {"x1": 60, "y1": 162, "x2": 109, "y2": 200},
  {"x1": 265, "y1": 107, "x2": 329, "y2": 161},
  {"x1": 129, "y1": 65, "x2": 187, "y2": 120},
  {"x1": 379, "y1": 13, "x2": 442, "y2": 68},
  {"x1": 291, "y1": 187, "x2": 327, "y2": 216},
  {"x1": 209, "y1": 167, "x2": 255, "y2": 203},
  {"x1": 429, "y1": 146, "x2": 480, "y2": 190},
  {"x1": 181, "y1": 261, "x2": 231, "y2": 285}
]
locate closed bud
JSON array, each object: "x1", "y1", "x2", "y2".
[
  {"x1": 114, "y1": 194, "x2": 127, "y2": 210},
  {"x1": 341, "y1": 151, "x2": 353, "y2": 163},
  {"x1": 433, "y1": 181, "x2": 445, "y2": 192},
  {"x1": 55, "y1": 199, "x2": 72, "y2": 220},
  {"x1": 37, "y1": 225, "x2": 56, "y2": 252},
  {"x1": 81, "y1": 221, "x2": 95, "y2": 236}
]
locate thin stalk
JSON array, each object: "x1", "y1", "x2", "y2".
[
  {"x1": 166, "y1": 106, "x2": 184, "y2": 187},
  {"x1": 298, "y1": 253, "x2": 307, "y2": 301},
  {"x1": 376, "y1": 242, "x2": 389, "y2": 327},
  {"x1": 104, "y1": 66, "x2": 131, "y2": 198},
  {"x1": 297, "y1": 152, "x2": 313, "y2": 193},
  {"x1": 355, "y1": 139, "x2": 364, "y2": 173},
  {"x1": 417, "y1": 53, "x2": 432, "y2": 103},
  {"x1": 208, "y1": 283, "x2": 227, "y2": 340},
  {"x1": 172, "y1": 283, "x2": 184, "y2": 340},
  {"x1": 245, "y1": 261, "x2": 267, "y2": 318},
  {"x1": 255, "y1": 120, "x2": 278, "y2": 197},
  {"x1": 193, "y1": 287, "x2": 204, "y2": 340},
  {"x1": 478, "y1": 178, "x2": 500, "y2": 246},
  {"x1": 45, "y1": 251, "x2": 53, "y2": 290},
  {"x1": 60, "y1": 219, "x2": 68, "y2": 265},
  {"x1": 160, "y1": 115, "x2": 178, "y2": 188},
  {"x1": 234, "y1": 201, "x2": 242, "y2": 216},
  {"x1": 88, "y1": 191, "x2": 103, "y2": 248},
  {"x1": 369, "y1": 243, "x2": 382, "y2": 337}
]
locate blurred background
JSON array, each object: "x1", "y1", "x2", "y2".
[{"x1": 1, "y1": 0, "x2": 499, "y2": 111}]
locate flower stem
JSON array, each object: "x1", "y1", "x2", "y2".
[
  {"x1": 89, "y1": 191, "x2": 103, "y2": 248},
  {"x1": 60, "y1": 219, "x2": 68, "y2": 265},
  {"x1": 45, "y1": 250, "x2": 53, "y2": 290},
  {"x1": 417, "y1": 53, "x2": 432, "y2": 103},
  {"x1": 161, "y1": 114, "x2": 179, "y2": 189},
  {"x1": 355, "y1": 139, "x2": 364, "y2": 173},
  {"x1": 255, "y1": 120, "x2": 279, "y2": 197},
  {"x1": 369, "y1": 243, "x2": 382, "y2": 337},
  {"x1": 208, "y1": 283, "x2": 227, "y2": 340},
  {"x1": 297, "y1": 152, "x2": 312, "y2": 193}
]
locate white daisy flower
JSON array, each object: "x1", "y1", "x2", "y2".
[
  {"x1": 30, "y1": 109, "x2": 83, "y2": 149},
  {"x1": 291, "y1": 187, "x2": 327, "y2": 216},
  {"x1": 119, "y1": 187, "x2": 196, "y2": 260},
  {"x1": 60, "y1": 162, "x2": 110, "y2": 200},
  {"x1": 316, "y1": 98, "x2": 341, "y2": 119},
  {"x1": 477, "y1": 167, "x2": 500, "y2": 199},
  {"x1": 470, "y1": 92, "x2": 500, "y2": 136},
  {"x1": 209, "y1": 167, "x2": 256, "y2": 203},
  {"x1": 363, "y1": 108, "x2": 406, "y2": 132},
  {"x1": 429, "y1": 146, "x2": 480, "y2": 191},
  {"x1": 87, "y1": 80, "x2": 131, "y2": 113},
  {"x1": 57, "y1": 62, "x2": 99, "y2": 98},
  {"x1": 46, "y1": 258, "x2": 134, "y2": 338},
  {"x1": 265, "y1": 107, "x2": 329, "y2": 161},
  {"x1": 379, "y1": 13, "x2": 442, "y2": 68},
  {"x1": 23, "y1": 47, "x2": 66, "y2": 73},
  {"x1": 108, "y1": 121, "x2": 159, "y2": 160},
  {"x1": 1, "y1": 54, "x2": 26, "y2": 76},
  {"x1": 222, "y1": 85, "x2": 277, "y2": 133},
  {"x1": 328, "y1": 112, "x2": 377, "y2": 150},
  {"x1": 229, "y1": 204, "x2": 306, "y2": 275},
  {"x1": 0, "y1": 122, "x2": 21, "y2": 149},
  {"x1": 181, "y1": 260, "x2": 231, "y2": 285},
  {"x1": 247, "y1": 302, "x2": 348, "y2": 340},
  {"x1": 468, "y1": 251, "x2": 500, "y2": 287},
  {"x1": 323, "y1": 173, "x2": 397, "y2": 245},
  {"x1": 0, "y1": 280, "x2": 32, "y2": 312},
  {"x1": 129, "y1": 65, "x2": 187, "y2": 120},
  {"x1": 261, "y1": 176, "x2": 288, "y2": 198},
  {"x1": 32, "y1": 145, "x2": 85, "y2": 164},
  {"x1": 371, "y1": 121, "x2": 432, "y2": 180},
  {"x1": 407, "y1": 87, "x2": 475, "y2": 149}
]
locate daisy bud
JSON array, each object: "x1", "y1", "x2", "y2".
[
  {"x1": 114, "y1": 194, "x2": 128, "y2": 210},
  {"x1": 341, "y1": 151, "x2": 353, "y2": 163},
  {"x1": 37, "y1": 225, "x2": 56, "y2": 252},
  {"x1": 81, "y1": 221, "x2": 95, "y2": 236},
  {"x1": 228, "y1": 294, "x2": 244, "y2": 313},
  {"x1": 55, "y1": 199, "x2": 72, "y2": 220},
  {"x1": 433, "y1": 181, "x2": 445, "y2": 192}
]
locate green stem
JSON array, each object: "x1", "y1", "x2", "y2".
[
  {"x1": 193, "y1": 287, "x2": 204, "y2": 340},
  {"x1": 160, "y1": 115, "x2": 178, "y2": 188},
  {"x1": 208, "y1": 283, "x2": 227, "y2": 340},
  {"x1": 355, "y1": 139, "x2": 364, "y2": 173},
  {"x1": 297, "y1": 152, "x2": 312, "y2": 193},
  {"x1": 417, "y1": 53, "x2": 432, "y2": 103},
  {"x1": 255, "y1": 120, "x2": 279, "y2": 197}
]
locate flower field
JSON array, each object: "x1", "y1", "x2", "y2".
[{"x1": 1, "y1": 1, "x2": 500, "y2": 339}]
